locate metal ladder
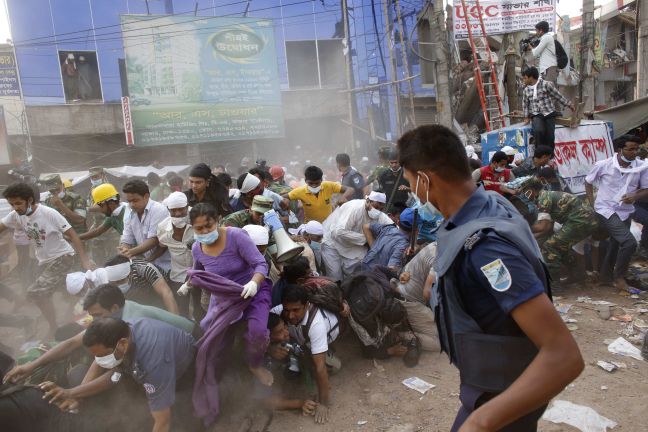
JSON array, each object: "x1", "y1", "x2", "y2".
[{"x1": 459, "y1": 0, "x2": 505, "y2": 131}]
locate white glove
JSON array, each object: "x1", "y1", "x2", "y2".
[
  {"x1": 241, "y1": 280, "x2": 258, "y2": 299},
  {"x1": 177, "y1": 282, "x2": 191, "y2": 296}
]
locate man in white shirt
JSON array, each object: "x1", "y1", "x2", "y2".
[
  {"x1": 320, "y1": 191, "x2": 392, "y2": 281},
  {"x1": 529, "y1": 20, "x2": 558, "y2": 83},
  {"x1": 585, "y1": 135, "x2": 648, "y2": 291},
  {"x1": 270, "y1": 284, "x2": 339, "y2": 424},
  {"x1": 155, "y1": 191, "x2": 201, "y2": 320},
  {"x1": 118, "y1": 179, "x2": 171, "y2": 271},
  {"x1": 0, "y1": 182, "x2": 93, "y2": 334}
]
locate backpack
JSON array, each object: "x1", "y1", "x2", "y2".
[
  {"x1": 306, "y1": 278, "x2": 345, "y2": 316},
  {"x1": 555, "y1": 40, "x2": 568, "y2": 69},
  {"x1": 341, "y1": 272, "x2": 406, "y2": 329}
]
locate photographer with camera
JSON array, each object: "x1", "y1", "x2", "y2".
[
  {"x1": 259, "y1": 313, "x2": 318, "y2": 416},
  {"x1": 526, "y1": 21, "x2": 558, "y2": 83}
]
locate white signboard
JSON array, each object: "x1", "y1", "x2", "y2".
[
  {"x1": 553, "y1": 122, "x2": 614, "y2": 195},
  {"x1": 453, "y1": 0, "x2": 556, "y2": 40}
]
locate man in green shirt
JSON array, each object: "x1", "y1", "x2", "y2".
[
  {"x1": 222, "y1": 195, "x2": 273, "y2": 228},
  {"x1": 79, "y1": 183, "x2": 127, "y2": 240},
  {"x1": 42, "y1": 173, "x2": 88, "y2": 234}
]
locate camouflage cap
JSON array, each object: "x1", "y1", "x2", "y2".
[
  {"x1": 89, "y1": 166, "x2": 104, "y2": 176},
  {"x1": 42, "y1": 173, "x2": 63, "y2": 189},
  {"x1": 250, "y1": 196, "x2": 274, "y2": 214}
]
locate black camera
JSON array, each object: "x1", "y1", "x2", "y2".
[{"x1": 520, "y1": 37, "x2": 540, "y2": 55}]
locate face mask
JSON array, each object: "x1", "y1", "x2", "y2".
[
  {"x1": 91, "y1": 178, "x2": 104, "y2": 187},
  {"x1": 390, "y1": 166, "x2": 401, "y2": 173},
  {"x1": 620, "y1": 153, "x2": 634, "y2": 164},
  {"x1": 414, "y1": 173, "x2": 441, "y2": 218},
  {"x1": 112, "y1": 204, "x2": 124, "y2": 217},
  {"x1": 117, "y1": 282, "x2": 130, "y2": 294},
  {"x1": 57, "y1": 190, "x2": 66, "y2": 199},
  {"x1": 95, "y1": 344, "x2": 124, "y2": 369},
  {"x1": 194, "y1": 229, "x2": 219, "y2": 245},
  {"x1": 307, "y1": 185, "x2": 321, "y2": 194},
  {"x1": 494, "y1": 167, "x2": 505, "y2": 173},
  {"x1": 309, "y1": 240, "x2": 321, "y2": 251},
  {"x1": 367, "y1": 207, "x2": 381, "y2": 219},
  {"x1": 25, "y1": 204, "x2": 34, "y2": 216},
  {"x1": 171, "y1": 216, "x2": 188, "y2": 228}
]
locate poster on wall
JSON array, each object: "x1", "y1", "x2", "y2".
[
  {"x1": 453, "y1": 0, "x2": 556, "y2": 40},
  {"x1": 0, "y1": 107, "x2": 10, "y2": 165},
  {"x1": 120, "y1": 15, "x2": 284, "y2": 146},
  {"x1": 0, "y1": 51, "x2": 20, "y2": 97}
]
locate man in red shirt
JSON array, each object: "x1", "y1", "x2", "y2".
[{"x1": 472, "y1": 151, "x2": 518, "y2": 195}]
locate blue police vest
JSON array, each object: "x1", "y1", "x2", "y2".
[{"x1": 434, "y1": 192, "x2": 551, "y2": 393}]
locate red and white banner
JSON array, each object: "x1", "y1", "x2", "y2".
[
  {"x1": 453, "y1": 0, "x2": 556, "y2": 40},
  {"x1": 121, "y1": 96, "x2": 135, "y2": 146},
  {"x1": 553, "y1": 122, "x2": 614, "y2": 195}
]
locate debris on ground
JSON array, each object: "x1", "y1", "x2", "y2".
[
  {"x1": 607, "y1": 337, "x2": 644, "y2": 361},
  {"x1": 542, "y1": 400, "x2": 617, "y2": 432},
  {"x1": 401, "y1": 377, "x2": 435, "y2": 395},
  {"x1": 596, "y1": 360, "x2": 618, "y2": 372}
]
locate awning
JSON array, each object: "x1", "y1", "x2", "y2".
[{"x1": 593, "y1": 96, "x2": 648, "y2": 138}]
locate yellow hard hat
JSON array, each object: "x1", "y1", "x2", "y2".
[
  {"x1": 92, "y1": 183, "x2": 119, "y2": 204},
  {"x1": 63, "y1": 178, "x2": 73, "y2": 189}
]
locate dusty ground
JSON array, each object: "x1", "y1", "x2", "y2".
[{"x1": 1, "y1": 277, "x2": 646, "y2": 432}]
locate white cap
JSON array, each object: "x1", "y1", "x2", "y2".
[
  {"x1": 366, "y1": 191, "x2": 387, "y2": 204},
  {"x1": 67, "y1": 53, "x2": 75, "y2": 60},
  {"x1": 105, "y1": 262, "x2": 131, "y2": 282},
  {"x1": 243, "y1": 224, "x2": 270, "y2": 246},
  {"x1": 239, "y1": 173, "x2": 261, "y2": 193},
  {"x1": 465, "y1": 145, "x2": 475, "y2": 157},
  {"x1": 501, "y1": 146, "x2": 516, "y2": 156},
  {"x1": 66, "y1": 272, "x2": 87, "y2": 295},
  {"x1": 164, "y1": 191, "x2": 188, "y2": 209},
  {"x1": 304, "y1": 220, "x2": 324, "y2": 236}
]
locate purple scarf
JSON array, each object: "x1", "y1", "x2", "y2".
[{"x1": 189, "y1": 269, "x2": 251, "y2": 425}]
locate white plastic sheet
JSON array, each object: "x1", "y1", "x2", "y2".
[
  {"x1": 543, "y1": 400, "x2": 617, "y2": 432},
  {"x1": 607, "y1": 337, "x2": 644, "y2": 361}
]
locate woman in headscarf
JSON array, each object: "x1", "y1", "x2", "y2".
[{"x1": 184, "y1": 163, "x2": 232, "y2": 216}]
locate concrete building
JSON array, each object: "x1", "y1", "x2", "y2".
[{"x1": 2, "y1": 0, "x2": 433, "y2": 175}]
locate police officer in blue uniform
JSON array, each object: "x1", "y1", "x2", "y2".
[
  {"x1": 336, "y1": 153, "x2": 366, "y2": 199},
  {"x1": 397, "y1": 125, "x2": 584, "y2": 431},
  {"x1": 82, "y1": 317, "x2": 200, "y2": 432}
]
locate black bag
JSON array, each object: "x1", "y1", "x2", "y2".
[
  {"x1": 341, "y1": 272, "x2": 405, "y2": 326},
  {"x1": 307, "y1": 280, "x2": 345, "y2": 316},
  {"x1": 555, "y1": 40, "x2": 568, "y2": 69}
]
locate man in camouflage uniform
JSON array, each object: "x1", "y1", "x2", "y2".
[
  {"x1": 42, "y1": 174, "x2": 87, "y2": 234},
  {"x1": 222, "y1": 195, "x2": 274, "y2": 228},
  {"x1": 366, "y1": 145, "x2": 393, "y2": 191},
  {"x1": 86, "y1": 166, "x2": 120, "y2": 265},
  {"x1": 522, "y1": 178, "x2": 595, "y2": 282}
]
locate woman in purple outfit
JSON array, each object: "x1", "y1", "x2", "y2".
[{"x1": 190, "y1": 202, "x2": 273, "y2": 386}]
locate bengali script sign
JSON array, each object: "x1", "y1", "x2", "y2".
[
  {"x1": 453, "y1": 0, "x2": 556, "y2": 40},
  {"x1": 553, "y1": 123, "x2": 614, "y2": 194},
  {"x1": 120, "y1": 15, "x2": 283, "y2": 146},
  {"x1": 0, "y1": 52, "x2": 20, "y2": 97}
]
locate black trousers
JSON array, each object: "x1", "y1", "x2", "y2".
[{"x1": 532, "y1": 113, "x2": 557, "y2": 149}]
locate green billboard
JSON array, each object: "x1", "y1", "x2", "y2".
[{"x1": 120, "y1": 15, "x2": 284, "y2": 146}]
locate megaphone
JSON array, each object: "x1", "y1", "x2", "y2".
[{"x1": 273, "y1": 228, "x2": 305, "y2": 263}]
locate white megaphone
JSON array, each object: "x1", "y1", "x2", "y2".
[{"x1": 264, "y1": 209, "x2": 304, "y2": 263}]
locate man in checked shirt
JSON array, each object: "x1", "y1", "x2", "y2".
[{"x1": 522, "y1": 67, "x2": 574, "y2": 150}]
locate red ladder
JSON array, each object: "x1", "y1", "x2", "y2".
[{"x1": 460, "y1": 0, "x2": 505, "y2": 131}]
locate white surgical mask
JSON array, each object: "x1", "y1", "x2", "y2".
[
  {"x1": 117, "y1": 282, "x2": 130, "y2": 293},
  {"x1": 307, "y1": 185, "x2": 321, "y2": 194},
  {"x1": 367, "y1": 207, "x2": 381, "y2": 219},
  {"x1": 171, "y1": 215, "x2": 188, "y2": 228},
  {"x1": 620, "y1": 154, "x2": 634, "y2": 164},
  {"x1": 494, "y1": 167, "x2": 505, "y2": 173},
  {"x1": 25, "y1": 204, "x2": 34, "y2": 216},
  {"x1": 91, "y1": 178, "x2": 104, "y2": 187},
  {"x1": 57, "y1": 190, "x2": 66, "y2": 199},
  {"x1": 95, "y1": 345, "x2": 124, "y2": 369},
  {"x1": 112, "y1": 204, "x2": 124, "y2": 217}
]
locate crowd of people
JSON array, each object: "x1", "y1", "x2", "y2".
[{"x1": 2, "y1": 120, "x2": 648, "y2": 431}]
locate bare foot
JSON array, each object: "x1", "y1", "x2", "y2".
[{"x1": 250, "y1": 366, "x2": 274, "y2": 386}]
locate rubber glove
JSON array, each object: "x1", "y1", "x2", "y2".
[
  {"x1": 241, "y1": 280, "x2": 258, "y2": 299},
  {"x1": 177, "y1": 282, "x2": 191, "y2": 296},
  {"x1": 263, "y1": 209, "x2": 284, "y2": 233}
]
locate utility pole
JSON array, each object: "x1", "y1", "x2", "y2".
[
  {"x1": 341, "y1": 0, "x2": 356, "y2": 153},
  {"x1": 428, "y1": 0, "x2": 453, "y2": 127},
  {"x1": 394, "y1": 0, "x2": 417, "y2": 128},
  {"x1": 383, "y1": 0, "x2": 403, "y2": 138},
  {"x1": 580, "y1": 0, "x2": 596, "y2": 111},
  {"x1": 637, "y1": 0, "x2": 648, "y2": 98}
]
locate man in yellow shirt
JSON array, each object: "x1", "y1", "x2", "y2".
[{"x1": 284, "y1": 166, "x2": 354, "y2": 223}]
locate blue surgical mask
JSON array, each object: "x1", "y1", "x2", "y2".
[
  {"x1": 414, "y1": 174, "x2": 441, "y2": 219},
  {"x1": 91, "y1": 178, "x2": 104, "y2": 187},
  {"x1": 194, "y1": 229, "x2": 219, "y2": 245},
  {"x1": 117, "y1": 283, "x2": 130, "y2": 294},
  {"x1": 309, "y1": 240, "x2": 321, "y2": 251}
]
